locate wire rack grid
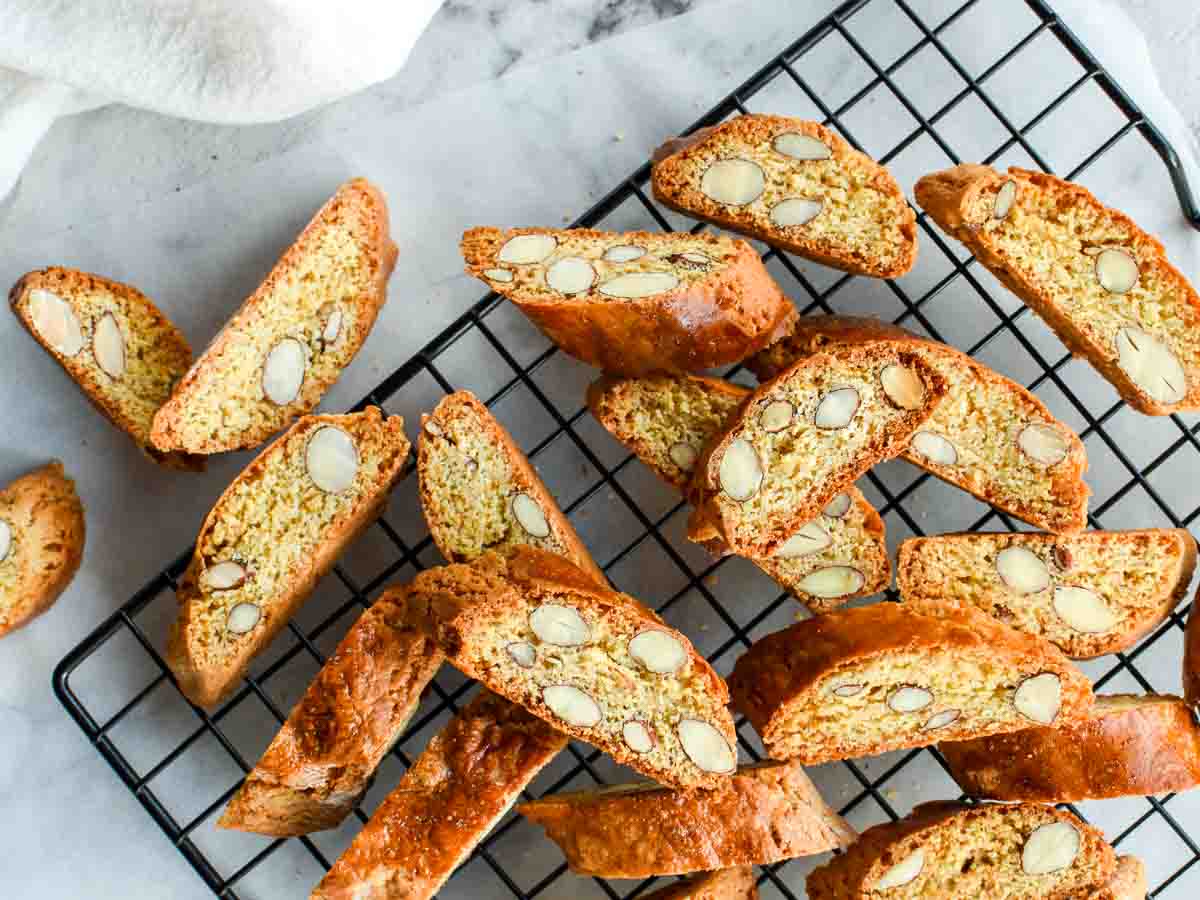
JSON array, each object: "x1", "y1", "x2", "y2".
[{"x1": 53, "y1": 0, "x2": 1200, "y2": 897}]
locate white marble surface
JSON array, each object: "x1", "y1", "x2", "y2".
[{"x1": 2, "y1": 1, "x2": 1200, "y2": 898}]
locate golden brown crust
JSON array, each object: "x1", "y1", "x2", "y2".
[
  {"x1": 311, "y1": 690, "x2": 566, "y2": 900},
  {"x1": 517, "y1": 760, "x2": 855, "y2": 877},
  {"x1": 641, "y1": 867, "x2": 759, "y2": 900},
  {"x1": 1091, "y1": 857, "x2": 1146, "y2": 900},
  {"x1": 0, "y1": 462, "x2": 85, "y2": 638},
  {"x1": 1186, "y1": 586, "x2": 1200, "y2": 707},
  {"x1": 217, "y1": 588, "x2": 444, "y2": 836}
]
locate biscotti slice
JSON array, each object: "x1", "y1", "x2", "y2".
[
  {"x1": 517, "y1": 759, "x2": 855, "y2": 877},
  {"x1": 643, "y1": 868, "x2": 758, "y2": 900},
  {"x1": 1186, "y1": 588, "x2": 1200, "y2": 707},
  {"x1": 1092, "y1": 857, "x2": 1146, "y2": 900},
  {"x1": 915, "y1": 164, "x2": 1200, "y2": 415},
  {"x1": 409, "y1": 546, "x2": 737, "y2": 788},
  {"x1": 418, "y1": 390, "x2": 603, "y2": 583},
  {"x1": 460, "y1": 227, "x2": 796, "y2": 375},
  {"x1": 587, "y1": 373, "x2": 890, "y2": 610},
  {"x1": 167, "y1": 407, "x2": 409, "y2": 707},
  {"x1": 10, "y1": 268, "x2": 202, "y2": 470},
  {"x1": 311, "y1": 689, "x2": 566, "y2": 900},
  {"x1": 151, "y1": 178, "x2": 397, "y2": 453},
  {"x1": 806, "y1": 801, "x2": 1115, "y2": 899},
  {"x1": 748, "y1": 315, "x2": 1090, "y2": 533},
  {"x1": 218, "y1": 587, "x2": 443, "y2": 836},
  {"x1": 0, "y1": 462, "x2": 85, "y2": 639},
  {"x1": 940, "y1": 693, "x2": 1200, "y2": 802},
  {"x1": 898, "y1": 529, "x2": 1196, "y2": 659},
  {"x1": 728, "y1": 602, "x2": 1093, "y2": 765},
  {"x1": 690, "y1": 342, "x2": 946, "y2": 557},
  {"x1": 652, "y1": 115, "x2": 917, "y2": 278}
]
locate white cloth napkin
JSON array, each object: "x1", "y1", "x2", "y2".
[{"x1": 0, "y1": 0, "x2": 444, "y2": 200}]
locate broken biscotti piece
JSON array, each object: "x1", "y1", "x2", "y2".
[
  {"x1": 642, "y1": 867, "x2": 758, "y2": 900},
  {"x1": 460, "y1": 227, "x2": 796, "y2": 375},
  {"x1": 311, "y1": 689, "x2": 566, "y2": 900},
  {"x1": 898, "y1": 529, "x2": 1196, "y2": 660},
  {"x1": 728, "y1": 602, "x2": 1093, "y2": 765},
  {"x1": 1093, "y1": 857, "x2": 1147, "y2": 900},
  {"x1": 0, "y1": 462, "x2": 85, "y2": 639},
  {"x1": 915, "y1": 164, "x2": 1200, "y2": 415},
  {"x1": 748, "y1": 315, "x2": 1090, "y2": 533},
  {"x1": 518, "y1": 759, "x2": 855, "y2": 877},
  {"x1": 409, "y1": 545, "x2": 738, "y2": 789},
  {"x1": 167, "y1": 407, "x2": 409, "y2": 708},
  {"x1": 151, "y1": 178, "x2": 397, "y2": 454},
  {"x1": 940, "y1": 693, "x2": 1200, "y2": 803},
  {"x1": 10, "y1": 268, "x2": 202, "y2": 470},
  {"x1": 217, "y1": 587, "x2": 443, "y2": 837},
  {"x1": 418, "y1": 390, "x2": 604, "y2": 583},
  {"x1": 587, "y1": 373, "x2": 890, "y2": 611},
  {"x1": 651, "y1": 115, "x2": 917, "y2": 278},
  {"x1": 806, "y1": 801, "x2": 1115, "y2": 899},
  {"x1": 689, "y1": 342, "x2": 946, "y2": 557}
]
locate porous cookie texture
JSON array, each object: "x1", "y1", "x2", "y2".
[
  {"x1": 10, "y1": 268, "x2": 202, "y2": 470},
  {"x1": 587, "y1": 373, "x2": 891, "y2": 611},
  {"x1": 1091, "y1": 857, "x2": 1146, "y2": 900},
  {"x1": 806, "y1": 801, "x2": 1115, "y2": 899},
  {"x1": 690, "y1": 342, "x2": 946, "y2": 557},
  {"x1": 0, "y1": 462, "x2": 85, "y2": 639},
  {"x1": 311, "y1": 690, "x2": 566, "y2": 900},
  {"x1": 916, "y1": 164, "x2": 1200, "y2": 415},
  {"x1": 518, "y1": 759, "x2": 855, "y2": 877},
  {"x1": 898, "y1": 529, "x2": 1196, "y2": 659},
  {"x1": 940, "y1": 694, "x2": 1200, "y2": 803},
  {"x1": 728, "y1": 603, "x2": 1093, "y2": 765},
  {"x1": 418, "y1": 390, "x2": 604, "y2": 583},
  {"x1": 460, "y1": 227, "x2": 796, "y2": 375},
  {"x1": 151, "y1": 179, "x2": 397, "y2": 453},
  {"x1": 1186, "y1": 588, "x2": 1200, "y2": 707},
  {"x1": 167, "y1": 407, "x2": 409, "y2": 708},
  {"x1": 652, "y1": 115, "x2": 917, "y2": 278},
  {"x1": 748, "y1": 315, "x2": 1090, "y2": 533},
  {"x1": 641, "y1": 867, "x2": 759, "y2": 900},
  {"x1": 218, "y1": 588, "x2": 443, "y2": 837},
  {"x1": 408, "y1": 546, "x2": 738, "y2": 789}
]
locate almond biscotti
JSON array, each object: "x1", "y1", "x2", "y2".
[
  {"x1": 418, "y1": 390, "x2": 603, "y2": 583},
  {"x1": 218, "y1": 587, "x2": 443, "y2": 837},
  {"x1": 167, "y1": 407, "x2": 409, "y2": 708},
  {"x1": 311, "y1": 689, "x2": 566, "y2": 900},
  {"x1": 10, "y1": 268, "x2": 202, "y2": 470},
  {"x1": 728, "y1": 603, "x2": 1093, "y2": 765},
  {"x1": 748, "y1": 315, "x2": 1090, "y2": 532},
  {"x1": 587, "y1": 373, "x2": 891, "y2": 610},
  {"x1": 517, "y1": 759, "x2": 855, "y2": 877},
  {"x1": 0, "y1": 462, "x2": 85, "y2": 639},
  {"x1": 940, "y1": 693, "x2": 1200, "y2": 803},
  {"x1": 690, "y1": 342, "x2": 946, "y2": 557},
  {"x1": 806, "y1": 801, "x2": 1115, "y2": 899},
  {"x1": 152, "y1": 179, "x2": 397, "y2": 454},
  {"x1": 643, "y1": 867, "x2": 758, "y2": 900},
  {"x1": 460, "y1": 227, "x2": 796, "y2": 375},
  {"x1": 898, "y1": 529, "x2": 1196, "y2": 659},
  {"x1": 409, "y1": 546, "x2": 738, "y2": 788},
  {"x1": 1187, "y1": 591, "x2": 1200, "y2": 707},
  {"x1": 915, "y1": 164, "x2": 1200, "y2": 415},
  {"x1": 652, "y1": 115, "x2": 917, "y2": 278}
]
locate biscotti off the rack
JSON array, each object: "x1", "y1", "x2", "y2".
[
  {"x1": 915, "y1": 164, "x2": 1200, "y2": 415},
  {"x1": 748, "y1": 315, "x2": 1090, "y2": 533},
  {"x1": 806, "y1": 801, "x2": 1115, "y2": 899},
  {"x1": 460, "y1": 227, "x2": 796, "y2": 375},
  {"x1": 10, "y1": 268, "x2": 202, "y2": 471},
  {"x1": 898, "y1": 529, "x2": 1196, "y2": 659},
  {"x1": 152, "y1": 178, "x2": 397, "y2": 454},
  {"x1": 587, "y1": 373, "x2": 891, "y2": 610},
  {"x1": 0, "y1": 462, "x2": 85, "y2": 639},
  {"x1": 642, "y1": 868, "x2": 758, "y2": 900},
  {"x1": 652, "y1": 115, "x2": 917, "y2": 278},
  {"x1": 218, "y1": 587, "x2": 443, "y2": 837},
  {"x1": 167, "y1": 407, "x2": 409, "y2": 708},
  {"x1": 311, "y1": 689, "x2": 566, "y2": 900},
  {"x1": 728, "y1": 603, "x2": 1093, "y2": 765},
  {"x1": 408, "y1": 546, "x2": 738, "y2": 788},
  {"x1": 518, "y1": 759, "x2": 855, "y2": 877}
]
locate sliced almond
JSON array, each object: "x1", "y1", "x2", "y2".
[
  {"x1": 668, "y1": 441, "x2": 698, "y2": 472},
  {"x1": 323, "y1": 308, "x2": 344, "y2": 344},
  {"x1": 1115, "y1": 327, "x2": 1187, "y2": 406},
  {"x1": 27, "y1": 289, "x2": 84, "y2": 357},
  {"x1": 498, "y1": 234, "x2": 556, "y2": 264},
  {"x1": 823, "y1": 493, "x2": 852, "y2": 519},
  {"x1": 814, "y1": 387, "x2": 860, "y2": 429},
  {"x1": 759, "y1": 400, "x2": 794, "y2": 432},
  {"x1": 1018, "y1": 423, "x2": 1070, "y2": 466},
  {"x1": 880, "y1": 364, "x2": 925, "y2": 410},
  {"x1": 483, "y1": 267, "x2": 514, "y2": 283},
  {"x1": 773, "y1": 132, "x2": 832, "y2": 161},
  {"x1": 203, "y1": 561, "x2": 247, "y2": 591},
  {"x1": 1014, "y1": 672, "x2": 1062, "y2": 725},
  {"x1": 700, "y1": 158, "x2": 766, "y2": 206},
  {"x1": 910, "y1": 431, "x2": 958, "y2": 465},
  {"x1": 666, "y1": 250, "x2": 713, "y2": 270},
  {"x1": 677, "y1": 719, "x2": 736, "y2": 773},
  {"x1": 529, "y1": 603, "x2": 590, "y2": 647},
  {"x1": 628, "y1": 629, "x2": 688, "y2": 674},
  {"x1": 831, "y1": 683, "x2": 865, "y2": 698},
  {"x1": 1053, "y1": 544, "x2": 1073, "y2": 572},
  {"x1": 769, "y1": 198, "x2": 823, "y2": 228},
  {"x1": 603, "y1": 244, "x2": 645, "y2": 263},
  {"x1": 994, "y1": 180, "x2": 1017, "y2": 220},
  {"x1": 423, "y1": 419, "x2": 443, "y2": 437},
  {"x1": 996, "y1": 546, "x2": 1051, "y2": 595},
  {"x1": 887, "y1": 685, "x2": 933, "y2": 713},
  {"x1": 546, "y1": 256, "x2": 597, "y2": 295},
  {"x1": 622, "y1": 720, "x2": 656, "y2": 753},
  {"x1": 506, "y1": 641, "x2": 536, "y2": 668},
  {"x1": 226, "y1": 602, "x2": 261, "y2": 635},
  {"x1": 598, "y1": 271, "x2": 680, "y2": 299},
  {"x1": 0, "y1": 519, "x2": 12, "y2": 563},
  {"x1": 1053, "y1": 585, "x2": 1118, "y2": 633},
  {"x1": 1022, "y1": 821, "x2": 1080, "y2": 875},
  {"x1": 875, "y1": 849, "x2": 925, "y2": 890},
  {"x1": 93, "y1": 313, "x2": 126, "y2": 378},
  {"x1": 262, "y1": 338, "x2": 306, "y2": 405},
  {"x1": 798, "y1": 566, "x2": 864, "y2": 598},
  {"x1": 718, "y1": 438, "x2": 763, "y2": 502},
  {"x1": 542, "y1": 685, "x2": 602, "y2": 727},
  {"x1": 923, "y1": 709, "x2": 960, "y2": 730},
  {"x1": 774, "y1": 521, "x2": 832, "y2": 559},
  {"x1": 1095, "y1": 247, "x2": 1139, "y2": 294},
  {"x1": 305, "y1": 426, "x2": 359, "y2": 493},
  {"x1": 511, "y1": 492, "x2": 551, "y2": 538}
]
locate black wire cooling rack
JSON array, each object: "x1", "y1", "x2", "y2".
[{"x1": 54, "y1": 0, "x2": 1200, "y2": 897}]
